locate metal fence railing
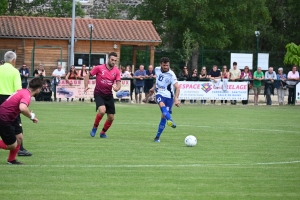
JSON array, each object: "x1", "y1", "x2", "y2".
[{"x1": 27, "y1": 76, "x2": 299, "y2": 105}]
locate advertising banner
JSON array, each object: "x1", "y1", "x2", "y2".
[
  {"x1": 296, "y1": 82, "x2": 300, "y2": 101},
  {"x1": 56, "y1": 79, "x2": 131, "y2": 99},
  {"x1": 178, "y1": 81, "x2": 248, "y2": 100}
]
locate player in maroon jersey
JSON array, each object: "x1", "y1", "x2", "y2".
[
  {"x1": 0, "y1": 78, "x2": 43, "y2": 164},
  {"x1": 84, "y1": 52, "x2": 121, "y2": 138}
]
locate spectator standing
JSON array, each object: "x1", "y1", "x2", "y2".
[
  {"x1": 51, "y1": 65, "x2": 66, "y2": 102},
  {"x1": 221, "y1": 65, "x2": 230, "y2": 105},
  {"x1": 121, "y1": 66, "x2": 132, "y2": 78},
  {"x1": 178, "y1": 66, "x2": 189, "y2": 81},
  {"x1": 199, "y1": 66, "x2": 208, "y2": 104},
  {"x1": 144, "y1": 65, "x2": 156, "y2": 101},
  {"x1": 33, "y1": 64, "x2": 46, "y2": 101},
  {"x1": 208, "y1": 65, "x2": 221, "y2": 104},
  {"x1": 189, "y1": 68, "x2": 198, "y2": 104},
  {"x1": 189, "y1": 68, "x2": 199, "y2": 81},
  {"x1": 78, "y1": 64, "x2": 89, "y2": 102},
  {"x1": 178, "y1": 66, "x2": 189, "y2": 104},
  {"x1": 253, "y1": 67, "x2": 264, "y2": 105},
  {"x1": 19, "y1": 63, "x2": 30, "y2": 89},
  {"x1": 276, "y1": 68, "x2": 287, "y2": 105},
  {"x1": 65, "y1": 65, "x2": 78, "y2": 102},
  {"x1": 133, "y1": 65, "x2": 146, "y2": 104},
  {"x1": 126, "y1": 65, "x2": 135, "y2": 103},
  {"x1": 287, "y1": 66, "x2": 299, "y2": 105},
  {"x1": 240, "y1": 66, "x2": 253, "y2": 105},
  {"x1": 264, "y1": 67, "x2": 277, "y2": 105},
  {"x1": 33, "y1": 64, "x2": 46, "y2": 79},
  {"x1": 229, "y1": 62, "x2": 241, "y2": 105}
]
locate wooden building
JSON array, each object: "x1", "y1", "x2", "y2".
[{"x1": 0, "y1": 16, "x2": 161, "y2": 75}]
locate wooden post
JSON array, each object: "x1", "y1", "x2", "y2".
[
  {"x1": 150, "y1": 45, "x2": 155, "y2": 66},
  {"x1": 132, "y1": 49, "x2": 137, "y2": 72}
]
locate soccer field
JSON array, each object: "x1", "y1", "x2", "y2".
[{"x1": 1, "y1": 102, "x2": 300, "y2": 200}]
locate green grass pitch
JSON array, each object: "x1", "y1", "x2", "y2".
[{"x1": 0, "y1": 102, "x2": 300, "y2": 200}]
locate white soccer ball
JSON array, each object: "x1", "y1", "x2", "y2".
[{"x1": 185, "y1": 135, "x2": 197, "y2": 147}]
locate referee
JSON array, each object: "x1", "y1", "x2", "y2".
[{"x1": 0, "y1": 51, "x2": 32, "y2": 161}]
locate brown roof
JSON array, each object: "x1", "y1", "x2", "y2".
[{"x1": 0, "y1": 16, "x2": 161, "y2": 43}]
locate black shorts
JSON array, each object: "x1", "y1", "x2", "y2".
[
  {"x1": 0, "y1": 94, "x2": 10, "y2": 105},
  {"x1": 0, "y1": 117, "x2": 23, "y2": 145},
  {"x1": 15, "y1": 115, "x2": 23, "y2": 134},
  {"x1": 0, "y1": 95, "x2": 23, "y2": 145},
  {"x1": 95, "y1": 95, "x2": 116, "y2": 114}
]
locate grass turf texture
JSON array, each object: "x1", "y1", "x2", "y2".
[{"x1": 0, "y1": 102, "x2": 300, "y2": 200}]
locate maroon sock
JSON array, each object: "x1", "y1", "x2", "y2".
[
  {"x1": 93, "y1": 113, "x2": 103, "y2": 128},
  {"x1": 8, "y1": 144, "x2": 20, "y2": 162},
  {"x1": 0, "y1": 140, "x2": 7, "y2": 149},
  {"x1": 101, "y1": 120, "x2": 113, "y2": 134}
]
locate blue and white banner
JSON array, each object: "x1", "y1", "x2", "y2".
[
  {"x1": 296, "y1": 82, "x2": 300, "y2": 101},
  {"x1": 178, "y1": 81, "x2": 248, "y2": 100}
]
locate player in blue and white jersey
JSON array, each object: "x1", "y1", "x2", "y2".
[{"x1": 149, "y1": 57, "x2": 180, "y2": 142}]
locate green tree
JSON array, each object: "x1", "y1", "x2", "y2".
[
  {"x1": 132, "y1": 0, "x2": 271, "y2": 68},
  {"x1": 98, "y1": 3, "x2": 120, "y2": 19},
  {"x1": 284, "y1": 43, "x2": 300, "y2": 66},
  {"x1": 48, "y1": 0, "x2": 85, "y2": 18},
  {"x1": 97, "y1": 3, "x2": 130, "y2": 19},
  {"x1": 0, "y1": 0, "x2": 8, "y2": 15},
  {"x1": 0, "y1": 0, "x2": 84, "y2": 17},
  {"x1": 259, "y1": 0, "x2": 300, "y2": 52},
  {"x1": 177, "y1": 28, "x2": 198, "y2": 67}
]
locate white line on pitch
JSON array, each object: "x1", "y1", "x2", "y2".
[
  {"x1": 116, "y1": 122, "x2": 300, "y2": 133},
  {"x1": 2, "y1": 161, "x2": 300, "y2": 168}
]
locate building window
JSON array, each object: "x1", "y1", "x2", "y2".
[
  {"x1": 74, "y1": 53, "x2": 107, "y2": 68},
  {"x1": 0, "y1": 49, "x2": 14, "y2": 63}
]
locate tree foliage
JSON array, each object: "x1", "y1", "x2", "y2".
[
  {"x1": 48, "y1": 0, "x2": 85, "y2": 18},
  {"x1": 0, "y1": 0, "x2": 84, "y2": 17},
  {"x1": 97, "y1": 3, "x2": 124, "y2": 19},
  {"x1": 0, "y1": 0, "x2": 8, "y2": 15},
  {"x1": 132, "y1": 0, "x2": 270, "y2": 50},
  {"x1": 260, "y1": 0, "x2": 300, "y2": 52},
  {"x1": 131, "y1": 0, "x2": 271, "y2": 68},
  {"x1": 177, "y1": 28, "x2": 198, "y2": 66},
  {"x1": 284, "y1": 43, "x2": 300, "y2": 66}
]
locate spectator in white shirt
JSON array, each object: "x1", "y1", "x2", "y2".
[
  {"x1": 287, "y1": 65, "x2": 299, "y2": 105},
  {"x1": 121, "y1": 66, "x2": 132, "y2": 78},
  {"x1": 52, "y1": 65, "x2": 66, "y2": 102}
]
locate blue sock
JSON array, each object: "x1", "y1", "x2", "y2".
[
  {"x1": 160, "y1": 106, "x2": 171, "y2": 120},
  {"x1": 156, "y1": 118, "x2": 166, "y2": 138}
]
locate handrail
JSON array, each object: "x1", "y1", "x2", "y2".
[{"x1": 25, "y1": 76, "x2": 299, "y2": 104}]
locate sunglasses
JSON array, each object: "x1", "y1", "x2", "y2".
[{"x1": 223, "y1": 68, "x2": 227, "y2": 69}]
